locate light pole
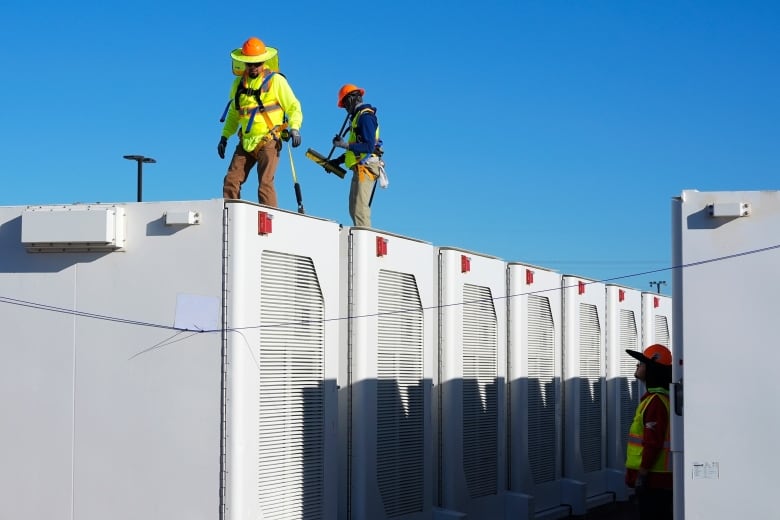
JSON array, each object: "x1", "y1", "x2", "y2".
[
  {"x1": 123, "y1": 155, "x2": 156, "y2": 202},
  {"x1": 649, "y1": 280, "x2": 667, "y2": 294}
]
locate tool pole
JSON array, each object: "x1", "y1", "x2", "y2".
[
  {"x1": 326, "y1": 113, "x2": 351, "y2": 160},
  {"x1": 287, "y1": 146, "x2": 305, "y2": 214},
  {"x1": 368, "y1": 177, "x2": 379, "y2": 208}
]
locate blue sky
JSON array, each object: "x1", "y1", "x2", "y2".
[{"x1": 1, "y1": 1, "x2": 778, "y2": 294}]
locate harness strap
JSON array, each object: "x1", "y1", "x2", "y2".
[
  {"x1": 351, "y1": 107, "x2": 379, "y2": 165},
  {"x1": 236, "y1": 72, "x2": 277, "y2": 133}
]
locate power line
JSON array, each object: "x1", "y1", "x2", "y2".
[{"x1": 1, "y1": 241, "x2": 779, "y2": 333}]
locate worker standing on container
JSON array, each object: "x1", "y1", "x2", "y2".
[
  {"x1": 218, "y1": 37, "x2": 303, "y2": 206},
  {"x1": 328, "y1": 84, "x2": 385, "y2": 227},
  {"x1": 625, "y1": 344, "x2": 674, "y2": 520}
]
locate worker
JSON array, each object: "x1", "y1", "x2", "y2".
[
  {"x1": 625, "y1": 344, "x2": 674, "y2": 520},
  {"x1": 218, "y1": 37, "x2": 303, "y2": 206},
  {"x1": 328, "y1": 84, "x2": 384, "y2": 227}
]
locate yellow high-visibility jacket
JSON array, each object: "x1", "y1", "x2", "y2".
[{"x1": 221, "y1": 70, "x2": 302, "y2": 153}]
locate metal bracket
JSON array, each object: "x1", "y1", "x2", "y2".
[{"x1": 707, "y1": 202, "x2": 750, "y2": 218}]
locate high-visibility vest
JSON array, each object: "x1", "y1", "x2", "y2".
[
  {"x1": 345, "y1": 107, "x2": 380, "y2": 168},
  {"x1": 625, "y1": 389, "x2": 671, "y2": 472},
  {"x1": 219, "y1": 69, "x2": 302, "y2": 153}
]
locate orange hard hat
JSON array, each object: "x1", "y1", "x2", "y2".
[
  {"x1": 337, "y1": 84, "x2": 365, "y2": 107},
  {"x1": 231, "y1": 37, "x2": 277, "y2": 65},
  {"x1": 626, "y1": 343, "x2": 672, "y2": 366},
  {"x1": 242, "y1": 37, "x2": 266, "y2": 57}
]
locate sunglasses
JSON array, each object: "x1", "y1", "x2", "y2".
[{"x1": 245, "y1": 62, "x2": 264, "y2": 68}]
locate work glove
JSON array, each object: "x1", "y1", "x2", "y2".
[
  {"x1": 327, "y1": 156, "x2": 344, "y2": 170},
  {"x1": 289, "y1": 129, "x2": 301, "y2": 148},
  {"x1": 332, "y1": 135, "x2": 349, "y2": 150},
  {"x1": 217, "y1": 136, "x2": 228, "y2": 159}
]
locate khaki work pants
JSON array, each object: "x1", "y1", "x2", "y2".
[
  {"x1": 348, "y1": 161, "x2": 380, "y2": 227},
  {"x1": 223, "y1": 138, "x2": 281, "y2": 207}
]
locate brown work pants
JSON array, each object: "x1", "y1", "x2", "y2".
[
  {"x1": 222, "y1": 138, "x2": 281, "y2": 206},
  {"x1": 348, "y1": 162, "x2": 380, "y2": 227}
]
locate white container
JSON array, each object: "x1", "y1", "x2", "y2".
[
  {"x1": 673, "y1": 190, "x2": 780, "y2": 520},
  {"x1": 561, "y1": 275, "x2": 614, "y2": 513},
  {"x1": 437, "y1": 247, "x2": 508, "y2": 519},
  {"x1": 641, "y1": 292, "x2": 672, "y2": 349},
  {"x1": 604, "y1": 284, "x2": 643, "y2": 500},
  {"x1": 339, "y1": 227, "x2": 436, "y2": 520},
  {"x1": 0, "y1": 199, "x2": 341, "y2": 520},
  {"x1": 507, "y1": 263, "x2": 568, "y2": 519}
]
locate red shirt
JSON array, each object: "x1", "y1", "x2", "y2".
[{"x1": 625, "y1": 391, "x2": 673, "y2": 490}]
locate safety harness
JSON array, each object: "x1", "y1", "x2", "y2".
[
  {"x1": 219, "y1": 71, "x2": 287, "y2": 140},
  {"x1": 348, "y1": 107, "x2": 383, "y2": 166}
]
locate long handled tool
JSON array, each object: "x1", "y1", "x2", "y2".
[
  {"x1": 305, "y1": 114, "x2": 350, "y2": 178},
  {"x1": 368, "y1": 179, "x2": 379, "y2": 208},
  {"x1": 326, "y1": 113, "x2": 351, "y2": 160},
  {"x1": 287, "y1": 145, "x2": 305, "y2": 214}
]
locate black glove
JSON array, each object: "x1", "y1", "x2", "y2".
[
  {"x1": 289, "y1": 129, "x2": 301, "y2": 148},
  {"x1": 327, "y1": 154, "x2": 344, "y2": 169},
  {"x1": 217, "y1": 136, "x2": 228, "y2": 159}
]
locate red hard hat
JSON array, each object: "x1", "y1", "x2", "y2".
[
  {"x1": 626, "y1": 343, "x2": 672, "y2": 366},
  {"x1": 337, "y1": 84, "x2": 365, "y2": 107}
]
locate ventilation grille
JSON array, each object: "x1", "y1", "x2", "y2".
[
  {"x1": 527, "y1": 294, "x2": 558, "y2": 484},
  {"x1": 619, "y1": 309, "x2": 639, "y2": 449},
  {"x1": 258, "y1": 251, "x2": 325, "y2": 520},
  {"x1": 462, "y1": 284, "x2": 498, "y2": 498},
  {"x1": 655, "y1": 316, "x2": 670, "y2": 349},
  {"x1": 377, "y1": 270, "x2": 425, "y2": 517},
  {"x1": 578, "y1": 302, "x2": 602, "y2": 474}
]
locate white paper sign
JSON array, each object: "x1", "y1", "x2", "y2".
[
  {"x1": 692, "y1": 461, "x2": 720, "y2": 480},
  {"x1": 174, "y1": 293, "x2": 220, "y2": 331}
]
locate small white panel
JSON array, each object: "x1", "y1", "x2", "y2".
[
  {"x1": 707, "y1": 202, "x2": 750, "y2": 217},
  {"x1": 22, "y1": 205, "x2": 126, "y2": 251},
  {"x1": 165, "y1": 211, "x2": 201, "y2": 226}
]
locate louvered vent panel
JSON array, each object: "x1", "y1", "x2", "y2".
[
  {"x1": 578, "y1": 302, "x2": 602, "y2": 474},
  {"x1": 377, "y1": 270, "x2": 425, "y2": 517},
  {"x1": 655, "y1": 316, "x2": 670, "y2": 349},
  {"x1": 258, "y1": 251, "x2": 325, "y2": 520},
  {"x1": 462, "y1": 284, "x2": 498, "y2": 498},
  {"x1": 619, "y1": 309, "x2": 639, "y2": 448},
  {"x1": 527, "y1": 294, "x2": 558, "y2": 484}
]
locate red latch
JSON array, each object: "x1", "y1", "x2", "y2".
[
  {"x1": 461, "y1": 255, "x2": 471, "y2": 273},
  {"x1": 654, "y1": 296, "x2": 660, "y2": 308},
  {"x1": 578, "y1": 280, "x2": 585, "y2": 295},
  {"x1": 619, "y1": 289, "x2": 625, "y2": 302},
  {"x1": 258, "y1": 211, "x2": 273, "y2": 235},
  {"x1": 525, "y1": 269, "x2": 534, "y2": 285},
  {"x1": 376, "y1": 236, "x2": 388, "y2": 257}
]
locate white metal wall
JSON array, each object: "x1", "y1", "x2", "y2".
[
  {"x1": 673, "y1": 190, "x2": 780, "y2": 520},
  {"x1": 339, "y1": 228, "x2": 436, "y2": 520},
  {"x1": 507, "y1": 263, "x2": 567, "y2": 518},
  {"x1": 437, "y1": 248, "x2": 507, "y2": 519},
  {"x1": 225, "y1": 201, "x2": 341, "y2": 520},
  {"x1": 0, "y1": 200, "x2": 227, "y2": 520},
  {"x1": 604, "y1": 285, "x2": 642, "y2": 500}
]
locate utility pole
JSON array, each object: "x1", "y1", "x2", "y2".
[
  {"x1": 649, "y1": 280, "x2": 667, "y2": 294},
  {"x1": 123, "y1": 155, "x2": 156, "y2": 202}
]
